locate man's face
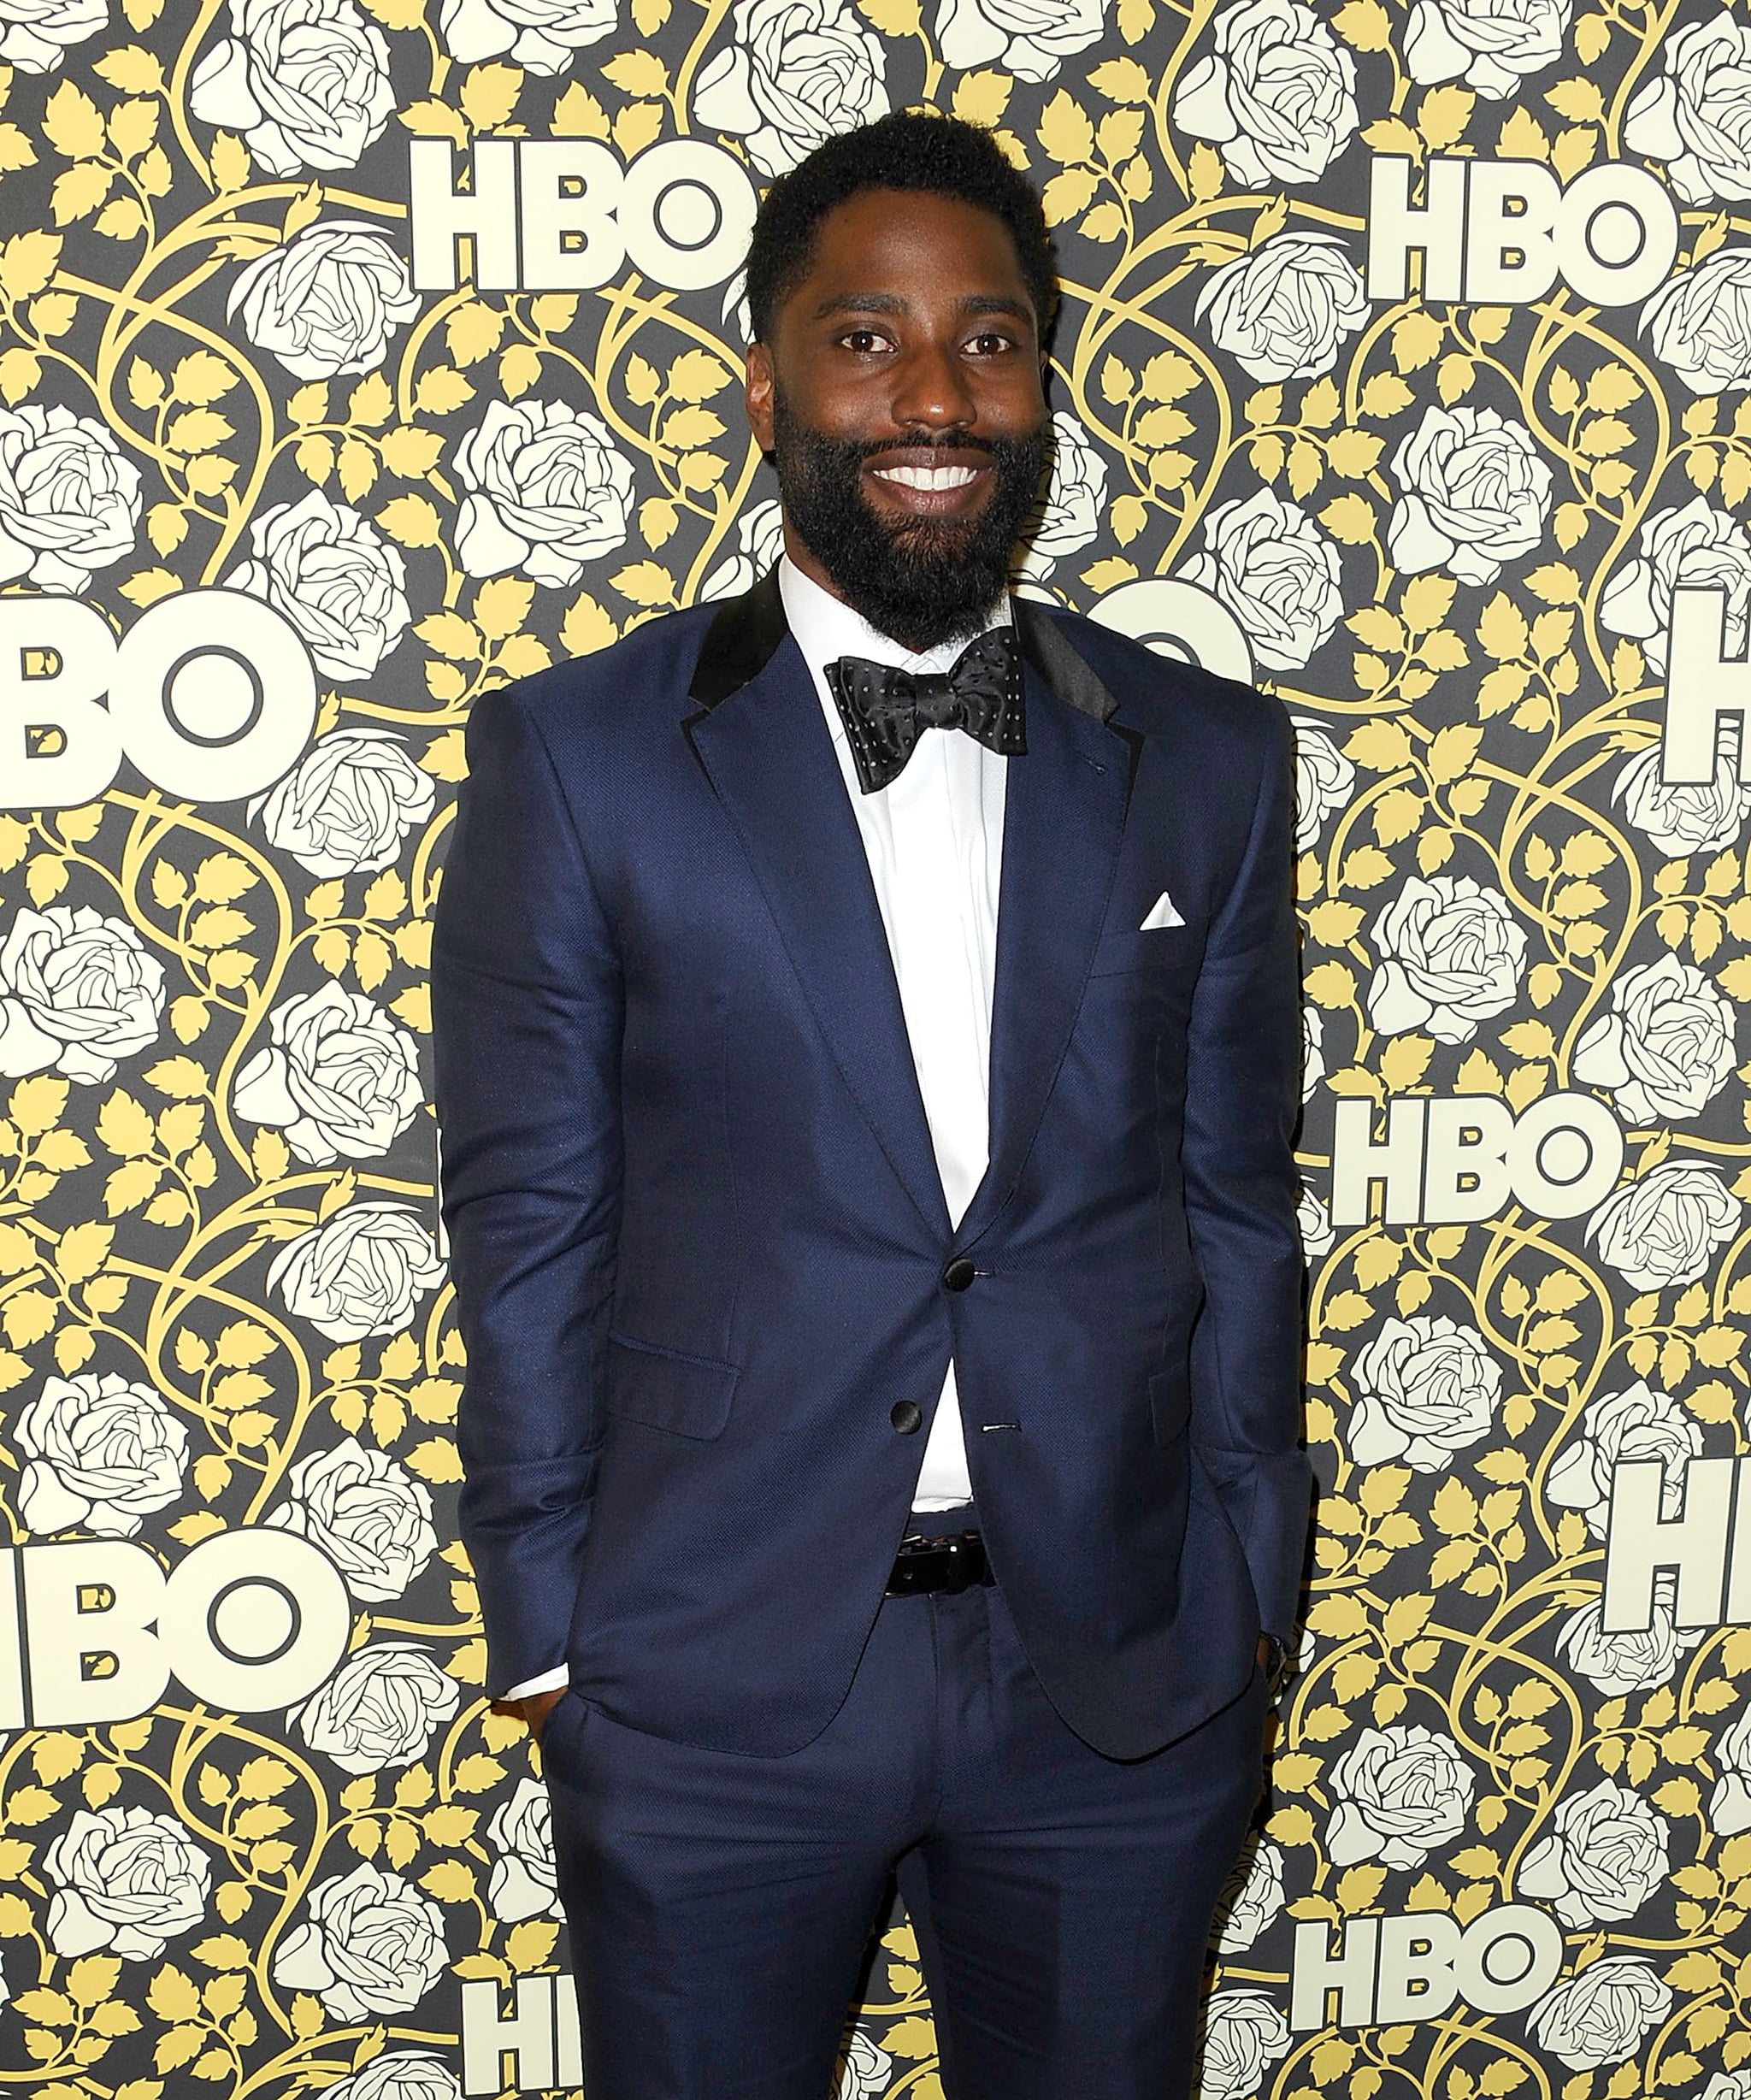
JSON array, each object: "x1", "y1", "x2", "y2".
[{"x1": 745, "y1": 188, "x2": 1053, "y2": 653}]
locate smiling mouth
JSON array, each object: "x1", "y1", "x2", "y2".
[{"x1": 865, "y1": 460, "x2": 990, "y2": 511}]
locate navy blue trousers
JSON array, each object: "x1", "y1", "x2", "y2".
[{"x1": 541, "y1": 1519, "x2": 1269, "y2": 2100}]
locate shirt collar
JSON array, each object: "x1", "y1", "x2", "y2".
[{"x1": 777, "y1": 550, "x2": 1012, "y2": 681}]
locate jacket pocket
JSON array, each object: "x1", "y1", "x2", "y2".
[
  {"x1": 605, "y1": 1330, "x2": 739, "y2": 1441},
  {"x1": 1148, "y1": 1364, "x2": 1191, "y2": 1446},
  {"x1": 1088, "y1": 928, "x2": 1197, "y2": 979}
]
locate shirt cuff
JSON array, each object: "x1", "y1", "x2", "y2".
[{"x1": 501, "y1": 1665, "x2": 569, "y2": 1702}]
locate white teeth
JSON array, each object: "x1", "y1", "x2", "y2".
[{"x1": 871, "y1": 463, "x2": 982, "y2": 491}]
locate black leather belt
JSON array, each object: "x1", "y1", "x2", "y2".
[{"x1": 886, "y1": 1529, "x2": 992, "y2": 1596}]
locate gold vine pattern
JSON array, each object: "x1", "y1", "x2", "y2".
[{"x1": 0, "y1": 0, "x2": 1748, "y2": 2096}]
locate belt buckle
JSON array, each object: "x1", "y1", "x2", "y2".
[{"x1": 938, "y1": 1537, "x2": 973, "y2": 1596}]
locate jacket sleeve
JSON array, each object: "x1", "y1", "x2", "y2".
[
  {"x1": 430, "y1": 685, "x2": 622, "y2": 1698},
  {"x1": 1181, "y1": 693, "x2": 1311, "y2": 1645}
]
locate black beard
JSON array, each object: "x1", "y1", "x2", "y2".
[{"x1": 768, "y1": 386, "x2": 1053, "y2": 653}]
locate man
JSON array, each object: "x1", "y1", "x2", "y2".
[{"x1": 432, "y1": 109, "x2": 1310, "y2": 2100}]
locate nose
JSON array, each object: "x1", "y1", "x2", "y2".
[{"x1": 888, "y1": 336, "x2": 976, "y2": 434}]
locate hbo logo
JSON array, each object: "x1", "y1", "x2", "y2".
[
  {"x1": 410, "y1": 137, "x2": 758, "y2": 294},
  {"x1": 1367, "y1": 154, "x2": 1678, "y2": 306},
  {"x1": 0, "y1": 1531, "x2": 350, "y2": 1727},
  {"x1": 1292, "y1": 1906, "x2": 1563, "y2": 2031},
  {"x1": 1330, "y1": 1092, "x2": 1624, "y2": 1228},
  {"x1": 3, "y1": 589, "x2": 316, "y2": 811}
]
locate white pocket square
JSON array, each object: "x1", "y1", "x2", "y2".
[{"x1": 1140, "y1": 890, "x2": 1184, "y2": 930}]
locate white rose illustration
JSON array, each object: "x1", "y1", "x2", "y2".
[
  {"x1": 1517, "y1": 1779, "x2": 1670, "y2": 1927},
  {"x1": 227, "y1": 220, "x2": 422, "y2": 380},
  {"x1": 221, "y1": 487, "x2": 410, "y2": 683},
  {"x1": 1291, "y1": 716, "x2": 1355, "y2": 851},
  {"x1": 290, "y1": 1642, "x2": 462, "y2": 1775},
  {"x1": 1545, "y1": 1379, "x2": 1703, "y2": 1539},
  {"x1": 187, "y1": 0, "x2": 396, "y2": 176},
  {"x1": 934, "y1": 0, "x2": 1103, "y2": 80},
  {"x1": 251, "y1": 729, "x2": 436, "y2": 878},
  {"x1": 1195, "y1": 1988, "x2": 1292, "y2": 2100},
  {"x1": 1173, "y1": 0, "x2": 1358, "y2": 187},
  {"x1": 1404, "y1": 0, "x2": 1569, "y2": 98},
  {"x1": 0, "y1": 0, "x2": 105, "y2": 74},
  {"x1": 1624, "y1": 15, "x2": 1751, "y2": 205},
  {"x1": 1600, "y1": 495, "x2": 1751, "y2": 673},
  {"x1": 1708, "y1": 1702, "x2": 1751, "y2": 1834},
  {"x1": 324, "y1": 2053, "x2": 462, "y2": 2100},
  {"x1": 1612, "y1": 730, "x2": 1751, "y2": 858},
  {"x1": 1017, "y1": 412, "x2": 1108, "y2": 581},
  {"x1": 1642, "y1": 248, "x2": 1751, "y2": 396},
  {"x1": 44, "y1": 1807, "x2": 211, "y2": 1961},
  {"x1": 700, "y1": 498, "x2": 787, "y2": 600},
  {"x1": 268, "y1": 1435, "x2": 437, "y2": 1602},
  {"x1": 17, "y1": 1373, "x2": 188, "y2": 1537},
  {"x1": 1215, "y1": 1835, "x2": 1285, "y2": 1952},
  {"x1": 1178, "y1": 488, "x2": 1343, "y2": 672},
  {"x1": 0, "y1": 403, "x2": 143, "y2": 592},
  {"x1": 1298, "y1": 1182, "x2": 1335, "y2": 1259},
  {"x1": 1198, "y1": 233, "x2": 1368, "y2": 384},
  {"x1": 836, "y1": 2032, "x2": 893, "y2": 2100},
  {"x1": 0, "y1": 905, "x2": 167, "y2": 1086},
  {"x1": 438, "y1": 0, "x2": 616, "y2": 72},
  {"x1": 232, "y1": 982, "x2": 422, "y2": 1165},
  {"x1": 1366, "y1": 874, "x2": 1526, "y2": 1043},
  {"x1": 1557, "y1": 1578, "x2": 1705, "y2": 1695},
  {"x1": 1301, "y1": 1002, "x2": 1324, "y2": 1102},
  {"x1": 486, "y1": 1777, "x2": 562, "y2": 1923},
  {"x1": 693, "y1": 0, "x2": 888, "y2": 177},
  {"x1": 1572, "y1": 953, "x2": 1736, "y2": 1124},
  {"x1": 1586, "y1": 1162, "x2": 1742, "y2": 1291},
  {"x1": 1326, "y1": 1723, "x2": 1477, "y2": 1869},
  {"x1": 272, "y1": 1861, "x2": 447, "y2": 2020},
  {"x1": 452, "y1": 398, "x2": 636, "y2": 587},
  {"x1": 1700, "y1": 2079, "x2": 1751, "y2": 2100},
  {"x1": 1387, "y1": 404, "x2": 1553, "y2": 587},
  {"x1": 269, "y1": 1203, "x2": 445, "y2": 1343},
  {"x1": 1350, "y1": 1313, "x2": 1502, "y2": 1473},
  {"x1": 1528, "y1": 1955, "x2": 1672, "y2": 2070}
]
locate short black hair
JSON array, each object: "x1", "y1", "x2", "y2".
[{"x1": 744, "y1": 111, "x2": 1059, "y2": 354}]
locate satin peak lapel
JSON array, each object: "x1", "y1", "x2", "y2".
[{"x1": 684, "y1": 569, "x2": 951, "y2": 1237}]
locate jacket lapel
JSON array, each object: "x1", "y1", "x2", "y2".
[
  {"x1": 684, "y1": 564, "x2": 1138, "y2": 1246},
  {"x1": 685, "y1": 571, "x2": 951, "y2": 1237},
  {"x1": 953, "y1": 608, "x2": 1136, "y2": 1249}
]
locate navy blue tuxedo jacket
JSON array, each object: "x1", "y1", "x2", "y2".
[{"x1": 431, "y1": 563, "x2": 1311, "y2": 1761}]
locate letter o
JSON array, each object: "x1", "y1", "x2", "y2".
[
  {"x1": 161, "y1": 1528, "x2": 351, "y2": 1712},
  {"x1": 109, "y1": 587, "x2": 316, "y2": 802},
  {"x1": 1088, "y1": 577, "x2": 1255, "y2": 683},
  {"x1": 622, "y1": 141, "x2": 758, "y2": 292},
  {"x1": 1557, "y1": 164, "x2": 1679, "y2": 306},
  {"x1": 1507, "y1": 1092, "x2": 1624, "y2": 1218},
  {"x1": 1456, "y1": 1903, "x2": 1565, "y2": 2014}
]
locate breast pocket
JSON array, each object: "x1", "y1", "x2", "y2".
[
  {"x1": 605, "y1": 1331, "x2": 740, "y2": 1441},
  {"x1": 1088, "y1": 927, "x2": 1199, "y2": 979}
]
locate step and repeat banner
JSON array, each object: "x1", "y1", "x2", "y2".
[{"x1": 1, "y1": 0, "x2": 1748, "y2": 2095}]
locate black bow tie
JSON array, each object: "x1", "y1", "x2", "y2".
[{"x1": 824, "y1": 626, "x2": 1026, "y2": 794}]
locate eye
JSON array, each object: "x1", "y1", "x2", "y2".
[
  {"x1": 969, "y1": 331, "x2": 1017, "y2": 355},
  {"x1": 839, "y1": 327, "x2": 889, "y2": 353}
]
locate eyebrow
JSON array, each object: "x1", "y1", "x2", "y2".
[{"x1": 809, "y1": 292, "x2": 1034, "y2": 327}]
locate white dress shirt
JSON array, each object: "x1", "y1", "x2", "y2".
[{"x1": 503, "y1": 553, "x2": 1009, "y2": 1702}]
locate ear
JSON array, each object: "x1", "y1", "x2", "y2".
[{"x1": 745, "y1": 341, "x2": 775, "y2": 454}]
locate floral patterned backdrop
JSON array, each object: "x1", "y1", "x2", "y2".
[{"x1": 1, "y1": 0, "x2": 1750, "y2": 2095}]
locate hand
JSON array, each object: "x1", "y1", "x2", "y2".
[
  {"x1": 491, "y1": 1687, "x2": 566, "y2": 1743},
  {"x1": 1256, "y1": 1634, "x2": 1271, "y2": 1673}
]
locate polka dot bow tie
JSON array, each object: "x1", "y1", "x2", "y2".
[{"x1": 824, "y1": 626, "x2": 1028, "y2": 795}]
